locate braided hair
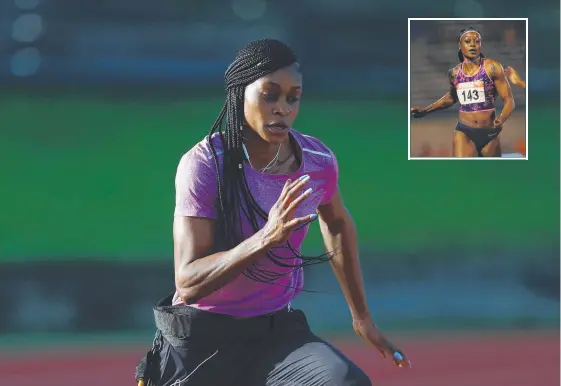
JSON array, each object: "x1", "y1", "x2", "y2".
[
  {"x1": 208, "y1": 39, "x2": 331, "y2": 287},
  {"x1": 457, "y1": 27, "x2": 485, "y2": 62}
]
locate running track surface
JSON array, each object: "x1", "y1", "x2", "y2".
[{"x1": 0, "y1": 332, "x2": 558, "y2": 386}]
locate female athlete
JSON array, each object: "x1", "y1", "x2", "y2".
[
  {"x1": 135, "y1": 39, "x2": 410, "y2": 386},
  {"x1": 411, "y1": 27, "x2": 517, "y2": 157}
]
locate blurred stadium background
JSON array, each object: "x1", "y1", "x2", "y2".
[
  {"x1": 409, "y1": 19, "x2": 528, "y2": 158},
  {"x1": 0, "y1": 1, "x2": 559, "y2": 385}
]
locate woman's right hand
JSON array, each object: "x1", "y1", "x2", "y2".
[
  {"x1": 411, "y1": 106, "x2": 427, "y2": 118},
  {"x1": 261, "y1": 175, "x2": 316, "y2": 246}
]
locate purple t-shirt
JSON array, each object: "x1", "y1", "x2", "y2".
[{"x1": 172, "y1": 129, "x2": 339, "y2": 317}]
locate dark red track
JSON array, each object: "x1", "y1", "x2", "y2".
[{"x1": 1, "y1": 332, "x2": 558, "y2": 386}]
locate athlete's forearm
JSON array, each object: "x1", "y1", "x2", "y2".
[
  {"x1": 175, "y1": 230, "x2": 270, "y2": 303},
  {"x1": 497, "y1": 98, "x2": 515, "y2": 124},
  {"x1": 425, "y1": 93, "x2": 456, "y2": 113},
  {"x1": 320, "y1": 210, "x2": 370, "y2": 320}
]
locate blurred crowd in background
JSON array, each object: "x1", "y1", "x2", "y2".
[{"x1": 1, "y1": 0, "x2": 558, "y2": 97}]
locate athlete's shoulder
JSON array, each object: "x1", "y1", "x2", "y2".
[
  {"x1": 484, "y1": 57, "x2": 502, "y2": 66},
  {"x1": 484, "y1": 58, "x2": 504, "y2": 79},
  {"x1": 175, "y1": 135, "x2": 219, "y2": 218},
  {"x1": 292, "y1": 130, "x2": 339, "y2": 201},
  {"x1": 183, "y1": 133, "x2": 223, "y2": 162},
  {"x1": 448, "y1": 64, "x2": 461, "y2": 80},
  {"x1": 177, "y1": 133, "x2": 222, "y2": 176},
  {"x1": 292, "y1": 130, "x2": 335, "y2": 156},
  {"x1": 291, "y1": 129, "x2": 337, "y2": 169}
]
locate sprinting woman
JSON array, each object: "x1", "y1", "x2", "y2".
[
  {"x1": 411, "y1": 27, "x2": 516, "y2": 157},
  {"x1": 136, "y1": 38, "x2": 410, "y2": 386}
]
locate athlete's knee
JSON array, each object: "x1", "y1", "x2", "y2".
[
  {"x1": 332, "y1": 359, "x2": 371, "y2": 386},
  {"x1": 347, "y1": 367, "x2": 372, "y2": 386}
]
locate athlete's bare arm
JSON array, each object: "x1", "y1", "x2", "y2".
[
  {"x1": 487, "y1": 59, "x2": 515, "y2": 128},
  {"x1": 411, "y1": 66, "x2": 459, "y2": 118},
  {"x1": 174, "y1": 177, "x2": 313, "y2": 303}
]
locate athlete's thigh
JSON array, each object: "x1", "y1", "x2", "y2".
[
  {"x1": 155, "y1": 336, "x2": 254, "y2": 386},
  {"x1": 453, "y1": 130, "x2": 478, "y2": 157},
  {"x1": 249, "y1": 333, "x2": 371, "y2": 386},
  {"x1": 480, "y1": 136, "x2": 502, "y2": 157}
]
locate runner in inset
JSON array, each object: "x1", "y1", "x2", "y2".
[{"x1": 411, "y1": 27, "x2": 516, "y2": 157}]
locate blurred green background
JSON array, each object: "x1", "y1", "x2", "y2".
[
  {"x1": 1, "y1": 100, "x2": 558, "y2": 259},
  {"x1": 0, "y1": 3, "x2": 559, "y2": 386}
]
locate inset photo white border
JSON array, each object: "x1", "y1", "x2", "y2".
[{"x1": 407, "y1": 18, "x2": 528, "y2": 160}]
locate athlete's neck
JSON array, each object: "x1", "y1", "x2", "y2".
[
  {"x1": 242, "y1": 129, "x2": 292, "y2": 169},
  {"x1": 463, "y1": 57, "x2": 481, "y2": 73},
  {"x1": 463, "y1": 57, "x2": 481, "y2": 65}
]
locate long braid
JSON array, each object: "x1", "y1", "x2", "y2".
[{"x1": 207, "y1": 39, "x2": 332, "y2": 287}]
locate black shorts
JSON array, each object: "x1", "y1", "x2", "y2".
[
  {"x1": 136, "y1": 293, "x2": 371, "y2": 386},
  {"x1": 455, "y1": 121, "x2": 502, "y2": 156}
]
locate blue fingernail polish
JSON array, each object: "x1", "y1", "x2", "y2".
[
  {"x1": 309, "y1": 213, "x2": 318, "y2": 220},
  {"x1": 393, "y1": 352, "x2": 403, "y2": 361},
  {"x1": 299, "y1": 174, "x2": 310, "y2": 181}
]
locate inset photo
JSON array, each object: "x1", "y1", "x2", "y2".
[{"x1": 408, "y1": 18, "x2": 527, "y2": 159}]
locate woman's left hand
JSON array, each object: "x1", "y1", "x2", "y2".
[
  {"x1": 493, "y1": 117, "x2": 504, "y2": 129},
  {"x1": 353, "y1": 317, "x2": 411, "y2": 368}
]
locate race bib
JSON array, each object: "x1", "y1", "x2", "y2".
[{"x1": 456, "y1": 81, "x2": 485, "y2": 105}]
